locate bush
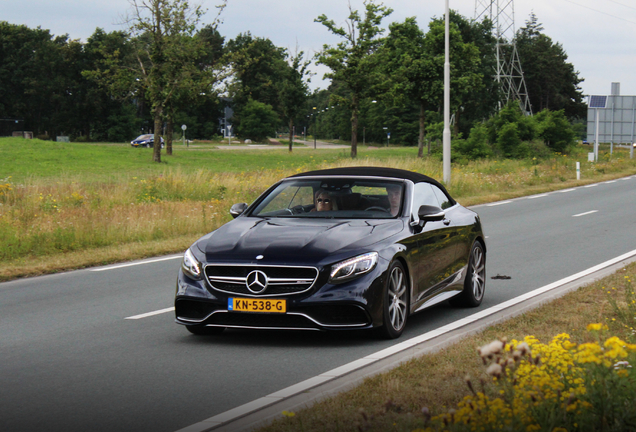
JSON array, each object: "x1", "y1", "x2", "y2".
[
  {"x1": 237, "y1": 99, "x2": 280, "y2": 142},
  {"x1": 535, "y1": 109, "x2": 577, "y2": 153},
  {"x1": 497, "y1": 123, "x2": 521, "y2": 157},
  {"x1": 455, "y1": 123, "x2": 493, "y2": 159}
]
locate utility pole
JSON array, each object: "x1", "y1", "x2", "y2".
[{"x1": 475, "y1": 0, "x2": 532, "y2": 115}]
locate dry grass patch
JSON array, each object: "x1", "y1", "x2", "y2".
[{"x1": 1, "y1": 149, "x2": 635, "y2": 279}]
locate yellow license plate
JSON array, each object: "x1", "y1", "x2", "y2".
[{"x1": 228, "y1": 298, "x2": 286, "y2": 313}]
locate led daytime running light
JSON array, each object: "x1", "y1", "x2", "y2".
[{"x1": 330, "y1": 252, "x2": 378, "y2": 282}]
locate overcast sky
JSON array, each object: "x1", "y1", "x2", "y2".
[{"x1": 3, "y1": 0, "x2": 636, "y2": 98}]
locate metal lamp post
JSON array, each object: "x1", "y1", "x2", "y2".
[{"x1": 313, "y1": 107, "x2": 317, "y2": 149}]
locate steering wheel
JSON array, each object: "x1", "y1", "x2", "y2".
[
  {"x1": 365, "y1": 206, "x2": 390, "y2": 213},
  {"x1": 284, "y1": 205, "x2": 306, "y2": 215}
]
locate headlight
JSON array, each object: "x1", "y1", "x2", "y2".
[
  {"x1": 182, "y1": 248, "x2": 203, "y2": 280},
  {"x1": 329, "y1": 252, "x2": 378, "y2": 283}
]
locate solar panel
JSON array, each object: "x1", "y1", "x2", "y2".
[{"x1": 589, "y1": 95, "x2": 607, "y2": 108}]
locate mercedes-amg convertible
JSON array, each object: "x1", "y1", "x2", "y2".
[{"x1": 175, "y1": 167, "x2": 486, "y2": 339}]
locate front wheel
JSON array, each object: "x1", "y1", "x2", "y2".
[
  {"x1": 377, "y1": 260, "x2": 409, "y2": 339},
  {"x1": 451, "y1": 241, "x2": 486, "y2": 307}
]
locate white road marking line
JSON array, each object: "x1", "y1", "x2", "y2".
[
  {"x1": 487, "y1": 200, "x2": 512, "y2": 207},
  {"x1": 605, "y1": 180, "x2": 616, "y2": 184},
  {"x1": 557, "y1": 188, "x2": 576, "y2": 193},
  {"x1": 125, "y1": 307, "x2": 175, "y2": 320},
  {"x1": 528, "y1": 194, "x2": 548, "y2": 199},
  {"x1": 90, "y1": 255, "x2": 183, "y2": 272},
  {"x1": 584, "y1": 184, "x2": 598, "y2": 188},
  {"x1": 176, "y1": 248, "x2": 636, "y2": 432},
  {"x1": 573, "y1": 210, "x2": 598, "y2": 217}
]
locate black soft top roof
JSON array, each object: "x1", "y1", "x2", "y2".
[{"x1": 289, "y1": 166, "x2": 448, "y2": 193}]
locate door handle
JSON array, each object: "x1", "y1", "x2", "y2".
[{"x1": 443, "y1": 219, "x2": 451, "y2": 226}]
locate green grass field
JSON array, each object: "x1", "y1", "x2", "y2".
[{"x1": 0, "y1": 138, "x2": 417, "y2": 182}]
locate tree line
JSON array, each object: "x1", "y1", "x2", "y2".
[{"x1": 0, "y1": 1, "x2": 586, "y2": 161}]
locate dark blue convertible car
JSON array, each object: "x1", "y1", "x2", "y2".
[{"x1": 175, "y1": 167, "x2": 486, "y2": 339}]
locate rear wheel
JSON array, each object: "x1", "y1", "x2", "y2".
[
  {"x1": 185, "y1": 325, "x2": 225, "y2": 336},
  {"x1": 378, "y1": 260, "x2": 409, "y2": 339},
  {"x1": 451, "y1": 241, "x2": 486, "y2": 307}
]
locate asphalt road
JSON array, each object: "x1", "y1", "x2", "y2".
[{"x1": 1, "y1": 176, "x2": 635, "y2": 432}]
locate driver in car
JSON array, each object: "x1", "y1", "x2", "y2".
[
  {"x1": 386, "y1": 184, "x2": 402, "y2": 216},
  {"x1": 313, "y1": 189, "x2": 334, "y2": 211}
]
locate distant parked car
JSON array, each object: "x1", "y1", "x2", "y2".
[{"x1": 131, "y1": 134, "x2": 164, "y2": 148}]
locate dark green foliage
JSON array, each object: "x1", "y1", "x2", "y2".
[
  {"x1": 534, "y1": 109, "x2": 576, "y2": 153},
  {"x1": 226, "y1": 32, "x2": 287, "y2": 112},
  {"x1": 516, "y1": 13, "x2": 586, "y2": 119},
  {"x1": 237, "y1": 99, "x2": 279, "y2": 142},
  {"x1": 315, "y1": 1, "x2": 393, "y2": 157},
  {"x1": 456, "y1": 123, "x2": 492, "y2": 159},
  {"x1": 496, "y1": 123, "x2": 521, "y2": 157}
]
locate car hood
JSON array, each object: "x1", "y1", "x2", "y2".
[{"x1": 196, "y1": 217, "x2": 404, "y2": 264}]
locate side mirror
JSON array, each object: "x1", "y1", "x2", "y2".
[
  {"x1": 230, "y1": 202, "x2": 248, "y2": 218},
  {"x1": 417, "y1": 205, "x2": 445, "y2": 224}
]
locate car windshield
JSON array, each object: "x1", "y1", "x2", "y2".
[
  {"x1": 135, "y1": 134, "x2": 152, "y2": 140},
  {"x1": 250, "y1": 178, "x2": 404, "y2": 219}
]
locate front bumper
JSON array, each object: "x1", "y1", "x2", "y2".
[{"x1": 174, "y1": 265, "x2": 386, "y2": 332}]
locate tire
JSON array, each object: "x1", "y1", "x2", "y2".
[
  {"x1": 377, "y1": 260, "x2": 409, "y2": 339},
  {"x1": 185, "y1": 325, "x2": 225, "y2": 336},
  {"x1": 451, "y1": 241, "x2": 486, "y2": 307}
]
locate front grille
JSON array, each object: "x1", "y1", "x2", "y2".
[
  {"x1": 205, "y1": 264, "x2": 319, "y2": 297},
  {"x1": 208, "y1": 312, "x2": 317, "y2": 329}
]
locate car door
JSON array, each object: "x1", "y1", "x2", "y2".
[{"x1": 410, "y1": 182, "x2": 462, "y2": 305}]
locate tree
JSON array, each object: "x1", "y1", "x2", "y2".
[
  {"x1": 0, "y1": 23, "x2": 70, "y2": 137},
  {"x1": 238, "y1": 99, "x2": 279, "y2": 142},
  {"x1": 279, "y1": 50, "x2": 312, "y2": 152},
  {"x1": 516, "y1": 13, "x2": 586, "y2": 119},
  {"x1": 83, "y1": 28, "x2": 140, "y2": 141},
  {"x1": 315, "y1": 0, "x2": 393, "y2": 158},
  {"x1": 226, "y1": 33, "x2": 288, "y2": 114},
  {"x1": 534, "y1": 109, "x2": 576, "y2": 153},
  {"x1": 422, "y1": 16, "x2": 484, "y2": 138},
  {"x1": 95, "y1": 0, "x2": 226, "y2": 162},
  {"x1": 379, "y1": 17, "x2": 430, "y2": 156}
]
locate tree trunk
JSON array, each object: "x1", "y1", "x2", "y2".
[
  {"x1": 166, "y1": 116, "x2": 173, "y2": 156},
  {"x1": 350, "y1": 95, "x2": 358, "y2": 159},
  {"x1": 153, "y1": 106, "x2": 162, "y2": 163},
  {"x1": 453, "y1": 109, "x2": 460, "y2": 137},
  {"x1": 417, "y1": 101, "x2": 426, "y2": 158},
  {"x1": 288, "y1": 119, "x2": 293, "y2": 152}
]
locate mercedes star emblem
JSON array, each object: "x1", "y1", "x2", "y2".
[{"x1": 246, "y1": 270, "x2": 268, "y2": 294}]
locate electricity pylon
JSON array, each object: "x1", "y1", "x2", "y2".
[{"x1": 475, "y1": 0, "x2": 532, "y2": 115}]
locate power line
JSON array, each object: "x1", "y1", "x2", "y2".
[
  {"x1": 561, "y1": 0, "x2": 636, "y2": 25},
  {"x1": 606, "y1": 0, "x2": 636, "y2": 12}
]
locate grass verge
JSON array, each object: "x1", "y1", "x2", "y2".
[
  {"x1": 259, "y1": 262, "x2": 636, "y2": 432},
  {"x1": 1, "y1": 138, "x2": 635, "y2": 281}
]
